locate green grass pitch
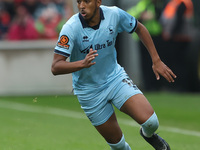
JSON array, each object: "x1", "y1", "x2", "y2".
[{"x1": 0, "y1": 92, "x2": 199, "y2": 150}]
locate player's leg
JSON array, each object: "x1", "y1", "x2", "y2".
[
  {"x1": 95, "y1": 112, "x2": 132, "y2": 150},
  {"x1": 120, "y1": 94, "x2": 158, "y2": 134},
  {"x1": 120, "y1": 94, "x2": 170, "y2": 150},
  {"x1": 111, "y1": 77, "x2": 157, "y2": 137},
  {"x1": 76, "y1": 87, "x2": 131, "y2": 150}
]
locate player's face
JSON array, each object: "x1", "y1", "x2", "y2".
[{"x1": 77, "y1": 0, "x2": 101, "y2": 24}]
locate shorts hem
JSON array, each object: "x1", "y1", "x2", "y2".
[{"x1": 91, "y1": 110, "x2": 114, "y2": 126}]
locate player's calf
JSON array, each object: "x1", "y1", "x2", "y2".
[{"x1": 108, "y1": 134, "x2": 131, "y2": 150}]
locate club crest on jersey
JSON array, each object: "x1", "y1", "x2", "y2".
[
  {"x1": 107, "y1": 26, "x2": 114, "y2": 35},
  {"x1": 57, "y1": 35, "x2": 70, "y2": 49}
]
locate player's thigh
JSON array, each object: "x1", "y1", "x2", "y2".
[
  {"x1": 95, "y1": 112, "x2": 123, "y2": 144},
  {"x1": 120, "y1": 94, "x2": 154, "y2": 124}
]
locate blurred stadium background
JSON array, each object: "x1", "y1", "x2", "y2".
[{"x1": 0, "y1": 0, "x2": 199, "y2": 95}]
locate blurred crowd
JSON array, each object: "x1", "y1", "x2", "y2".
[
  {"x1": 128, "y1": 0, "x2": 199, "y2": 92},
  {"x1": 0, "y1": 0, "x2": 74, "y2": 40},
  {"x1": 0, "y1": 0, "x2": 199, "y2": 92}
]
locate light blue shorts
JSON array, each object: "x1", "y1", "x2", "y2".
[{"x1": 76, "y1": 75, "x2": 142, "y2": 126}]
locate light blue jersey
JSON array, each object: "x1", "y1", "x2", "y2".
[{"x1": 54, "y1": 5, "x2": 137, "y2": 95}]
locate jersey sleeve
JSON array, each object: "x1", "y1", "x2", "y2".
[
  {"x1": 54, "y1": 23, "x2": 75, "y2": 57},
  {"x1": 117, "y1": 7, "x2": 138, "y2": 34}
]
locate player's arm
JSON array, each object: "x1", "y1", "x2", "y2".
[
  {"x1": 135, "y1": 21, "x2": 177, "y2": 82},
  {"x1": 51, "y1": 48, "x2": 98, "y2": 75}
]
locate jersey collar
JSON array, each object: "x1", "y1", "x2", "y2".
[{"x1": 79, "y1": 8, "x2": 105, "y2": 30}]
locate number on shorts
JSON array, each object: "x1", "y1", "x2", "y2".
[{"x1": 122, "y1": 78, "x2": 138, "y2": 90}]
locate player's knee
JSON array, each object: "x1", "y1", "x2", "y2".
[
  {"x1": 108, "y1": 134, "x2": 131, "y2": 150},
  {"x1": 141, "y1": 112, "x2": 159, "y2": 137}
]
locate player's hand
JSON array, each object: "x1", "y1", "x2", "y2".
[
  {"x1": 82, "y1": 48, "x2": 98, "y2": 68},
  {"x1": 152, "y1": 59, "x2": 177, "y2": 83}
]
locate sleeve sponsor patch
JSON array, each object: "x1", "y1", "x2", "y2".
[{"x1": 57, "y1": 35, "x2": 70, "y2": 49}]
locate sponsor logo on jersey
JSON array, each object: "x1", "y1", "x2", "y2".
[
  {"x1": 80, "y1": 38, "x2": 115, "y2": 54},
  {"x1": 80, "y1": 45, "x2": 93, "y2": 54},
  {"x1": 57, "y1": 35, "x2": 70, "y2": 49}
]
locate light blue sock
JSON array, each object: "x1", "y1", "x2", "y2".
[
  {"x1": 141, "y1": 112, "x2": 159, "y2": 137},
  {"x1": 108, "y1": 134, "x2": 131, "y2": 150}
]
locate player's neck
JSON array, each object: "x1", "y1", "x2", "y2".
[{"x1": 86, "y1": 8, "x2": 100, "y2": 27}]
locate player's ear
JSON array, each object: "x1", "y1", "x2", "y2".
[{"x1": 97, "y1": 0, "x2": 101, "y2": 7}]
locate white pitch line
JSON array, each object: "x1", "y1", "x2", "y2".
[
  {"x1": 0, "y1": 100, "x2": 87, "y2": 120},
  {"x1": 118, "y1": 118, "x2": 200, "y2": 137},
  {"x1": 0, "y1": 100, "x2": 200, "y2": 138}
]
